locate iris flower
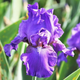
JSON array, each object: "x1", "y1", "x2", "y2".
[
  {"x1": 67, "y1": 23, "x2": 80, "y2": 67},
  {"x1": 4, "y1": 3, "x2": 74, "y2": 77}
]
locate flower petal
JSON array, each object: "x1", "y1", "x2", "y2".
[
  {"x1": 53, "y1": 39, "x2": 66, "y2": 53},
  {"x1": 4, "y1": 36, "x2": 23, "y2": 56},
  {"x1": 19, "y1": 3, "x2": 63, "y2": 44},
  {"x1": 72, "y1": 23, "x2": 80, "y2": 35},
  {"x1": 53, "y1": 15, "x2": 64, "y2": 38},
  {"x1": 67, "y1": 32, "x2": 80, "y2": 51},
  {"x1": 53, "y1": 39, "x2": 75, "y2": 57},
  {"x1": 28, "y1": 2, "x2": 38, "y2": 18},
  {"x1": 4, "y1": 44, "x2": 12, "y2": 56},
  {"x1": 76, "y1": 54, "x2": 80, "y2": 67},
  {"x1": 57, "y1": 47, "x2": 76, "y2": 66},
  {"x1": 19, "y1": 16, "x2": 45, "y2": 43},
  {"x1": 21, "y1": 45, "x2": 57, "y2": 78},
  {"x1": 30, "y1": 28, "x2": 51, "y2": 46},
  {"x1": 57, "y1": 53, "x2": 67, "y2": 66},
  {"x1": 64, "y1": 47, "x2": 76, "y2": 57}
]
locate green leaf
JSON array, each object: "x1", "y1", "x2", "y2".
[
  {"x1": 13, "y1": 43, "x2": 26, "y2": 80},
  {"x1": 11, "y1": 42, "x2": 32, "y2": 80},
  {"x1": 38, "y1": 0, "x2": 47, "y2": 8},
  {"x1": 0, "y1": 1, "x2": 9, "y2": 30},
  {"x1": 0, "y1": 2, "x2": 8, "y2": 17},
  {"x1": 77, "y1": 76, "x2": 80, "y2": 80},
  {"x1": 64, "y1": 68, "x2": 80, "y2": 80},
  {"x1": 18, "y1": 43, "x2": 32, "y2": 80},
  {"x1": 60, "y1": 1, "x2": 80, "y2": 44},
  {"x1": 11, "y1": 0, "x2": 22, "y2": 23},
  {"x1": 0, "y1": 0, "x2": 3, "y2": 3},
  {"x1": 22, "y1": 64, "x2": 32, "y2": 80},
  {"x1": 0, "y1": 17, "x2": 27, "y2": 46},
  {"x1": 58, "y1": 53, "x2": 78, "y2": 80},
  {"x1": 0, "y1": 41, "x2": 12, "y2": 80},
  {"x1": 62, "y1": 6, "x2": 72, "y2": 30},
  {"x1": 5, "y1": 3, "x2": 12, "y2": 20},
  {"x1": 44, "y1": 0, "x2": 53, "y2": 9}
]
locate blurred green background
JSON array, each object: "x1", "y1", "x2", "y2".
[{"x1": 0, "y1": 0, "x2": 80, "y2": 80}]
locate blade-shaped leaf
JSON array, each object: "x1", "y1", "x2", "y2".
[
  {"x1": 0, "y1": 17, "x2": 27, "y2": 46},
  {"x1": 58, "y1": 53, "x2": 78, "y2": 80},
  {"x1": 13, "y1": 43, "x2": 25, "y2": 80},
  {"x1": 64, "y1": 68, "x2": 80, "y2": 80},
  {"x1": 60, "y1": 1, "x2": 80, "y2": 44},
  {"x1": 11, "y1": 0, "x2": 22, "y2": 23},
  {"x1": 0, "y1": 41, "x2": 12, "y2": 80},
  {"x1": 0, "y1": 1, "x2": 9, "y2": 30}
]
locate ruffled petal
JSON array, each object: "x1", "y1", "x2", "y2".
[
  {"x1": 19, "y1": 3, "x2": 63, "y2": 44},
  {"x1": 53, "y1": 15, "x2": 64, "y2": 38},
  {"x1": 19, "y1": 16, "x2": 45, "y2": 43},
  {"x1": 28, "y1": 2, "x2": 38, "y2": 18},
  {"x1": 21, "y1": 45, "x2": 57, "y2": 78},
  {"x1": 76, "y1": 54, "x2": 80, "y2": 67}
]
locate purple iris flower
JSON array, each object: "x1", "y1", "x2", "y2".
[
  {"x1": 67, "y1": 23, "x2": 80, "y2": 67},
  {"x1": 4, "y1": 3, "x2": 74, "y2": 77}
]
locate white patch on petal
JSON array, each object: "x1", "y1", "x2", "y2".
[
  {"x1": 23, "y1": 56, "x2": 27, "y2": 62},
  {"x1": 26, "y1": 62, "x2": 29, "y2": 73},
  {"x1": 37, "y1": 47, "x2": 42, "y2": 54}
]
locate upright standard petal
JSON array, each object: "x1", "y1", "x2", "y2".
[
  {"x1": 21, "y1": 45, "x2": 57, "y2": 78},
  {"x1": 19, "y1": 3, "x2": 63, "y2": 44},
  {"x1": 27, "y1": 2, "x2": 38, "y2": 18}
]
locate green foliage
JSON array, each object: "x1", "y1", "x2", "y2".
[
  {"x1": 0, "y1": 2, "x2": 8, "y2": 17},
  {"x1": 0, "y1": 17, "x2": 27, "y2": 46},
  {"x1": 58, "y1": 53, "x2": 78, "y2": 80},
  {"x1": 64, "y1": 68, "x2": 80, "y2": 80},
  {"x1": 0, "y1": 1, "x2": 9, "y2": 30},
  {"x1": 0, "y1": 42, "x2": 12, "y2": 80},
  {"x1": 0, "y1": 0, "x2": 80, "y2": 80}
]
